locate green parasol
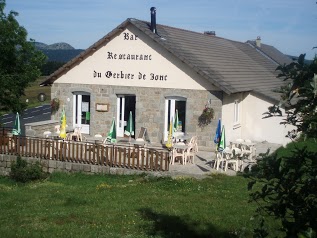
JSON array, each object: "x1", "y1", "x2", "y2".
[
  {"x1": 12, "y1": 112, "x2": 21, "y2": 136},
  {"x1": 107, "y1": 118, "x2": 117, "y2": 143}
]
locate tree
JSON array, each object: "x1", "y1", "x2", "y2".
[
  {"x1": 41, "y1": 61, "x2": 65, "y2": 76},
  {"x1": 263, "y1": 54, "x2": 317, "y2": 139},
  {"x1": 0, "y1": 0, "x2": 46, "y2": 114},
  {"x1": 248, "y1": 56, "x2": 317, "y2": 237}
]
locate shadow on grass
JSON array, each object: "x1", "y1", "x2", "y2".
[{"x1": 139, "y1": 208, "x2": 234, "y2": 238}]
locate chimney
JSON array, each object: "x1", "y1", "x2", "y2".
[
  {"x1": 204, "y1": 31, "x2": 216, "y2": 36},
  {"x1": 256, "y1": 36, "x2": 261, "y2": 48},
  {"x1": 150, "y1": 7, "x2": 157, "y2": 34}
]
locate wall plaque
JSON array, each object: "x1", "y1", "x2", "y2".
[{"x1": 95, "y1": 103, "x2": 109, "y2": 112}]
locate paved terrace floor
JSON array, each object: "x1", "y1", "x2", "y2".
[{"x1": 163, "y1": 141, "x2": 282, "y2": 179}]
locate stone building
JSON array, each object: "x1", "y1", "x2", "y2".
[{"x1": 41, "y1": 8, "x2": 293, "y2": 150}]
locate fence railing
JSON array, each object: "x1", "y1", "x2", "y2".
[{"x1": 0, "y1": 135, "x2": 170, "y2": 171}]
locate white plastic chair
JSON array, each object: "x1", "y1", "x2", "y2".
[
  {"x1": 213, "y1": 151, "x2": 226, "y2": 170},
  {"x1": 223, "y1": 148, "x2": 240, "y2": 171},
  {"x1": 184, "y1": 136, "x2": 198, "y2": 164},
  {"x1": 43, "y1": 131, "x2": 52, "y2": 138},
  {"x1": 54, "y1": 125, "x2": 60, "y2": 133},
  {"x1": 69, "y1": 126, "x2": 83, "y2": 141},
  {"x1": 240, "y1": 140, "x2": 255, "y2": 160},
  {"x1": 185, "y1": 143, "x2": 196, "y2": 164},
  {"x1": 170, "y1": 145, "x2": 187, "y2": 165}
]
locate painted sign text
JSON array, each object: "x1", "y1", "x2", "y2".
[
  {"x1": 107, "y1": 52, "x2": 152, "y2": 61},
  {"x1": 123, "y1": 33, "x2": 138, "y2": 40},
  {"x1": 93, "y1": 70, "x2": 167, "y2": 81}
]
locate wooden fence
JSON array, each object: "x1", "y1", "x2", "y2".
[{"x1": 0, "y1": 135, "x2": 170, "y2": 171}]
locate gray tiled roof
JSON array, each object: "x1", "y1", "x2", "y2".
[
  {"x1": 130, "y1": 19, "x2": 286, "y2": 102},
  {"x1": 246, "y1": 40, "x2": 294, "y2": 66},
  {"x1": 41, "y1": 18, "x2": 288, "y2": 103}
]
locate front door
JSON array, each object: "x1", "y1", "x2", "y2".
[
  {"x1": 73, "y1": 93, "x2": 90, "y2": 134},
  {"x1": 116, "y1": 95, "x2": 136, "y2": 137}
]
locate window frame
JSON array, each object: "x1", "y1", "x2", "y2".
[{"x1": 233, "y1": 99, "x2": 240, "y2": 127}]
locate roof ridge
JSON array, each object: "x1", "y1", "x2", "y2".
[{"x1": 129, "y1": 18, "x2": 228, "y2": 41}]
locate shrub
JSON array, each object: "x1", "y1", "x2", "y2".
[
  {"x1": 10, "y1": 156, "x2": 48, "y2": 183},
  {"x1": 248, "y1": 140, "x2": 317, "y2": 237}
]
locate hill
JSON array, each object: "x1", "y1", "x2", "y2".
[
  {"x1": 41, "y1": 49, "x2": 84, "y2": 62},
  {"x1": 33, "y1": 42, "x2": 75, "y2": 50},
  {"x1": 33, "y1": 42, "x2": 84, "y2": 62}
]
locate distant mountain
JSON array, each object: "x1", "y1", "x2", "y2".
[
  {"x1": 33, "y1": 42, "x2": 84, "y2": 62},
  {"x1": 33, "y1": 42, "x2": 75, "y2": 50}
]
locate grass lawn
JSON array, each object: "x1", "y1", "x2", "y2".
[
  {"x1": 0, "y1": 172, "x2": 282, "y2": 238},
  {"x1": 0, "y1": 77, "x2": 51, "y2": 116},
  {"x1": 22, "y1": 76, "x2": 51, "y2": 108}
]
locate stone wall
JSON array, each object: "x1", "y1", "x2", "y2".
[
  {"x1": 25, "y1": 120, "x2": 59, "y2": 138},
  {"x1": 0, "y1": 154, "x2": 152, "y2": 177},
  {"x1": 52, "y1": 83, "x2": 223, "y2": 151}
]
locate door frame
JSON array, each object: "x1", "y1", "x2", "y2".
[
  {"x1": 164, "y1": 97, "x2": 187, "y2": 141},
  {"x1": 72, "y1": 92, "x2": 90, "y2": 134},
  {"x1": 116, "y1": 95, "x2": 136, "y2": 138}
]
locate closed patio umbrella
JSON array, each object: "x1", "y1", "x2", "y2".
[
  {"x1": 165, "y1": 118, "x2": 173, "y2": 149},
  {"x1": 12, "y1": 112, "x2": 21, "y2": 136},
  {"x1": 218, "y1": 125, "x2": 226, "y2": 152},
  {"x1": 213, "y1": 119, "x2": 221, "y2": 151},
  {"x1": 173, "y1": 110, "x2": 179, "y2": 132},
  {"x1": 59, "y1": 107, "x2": 67, "y2": 139},
  {"x1": 107, "y1": 118, "x2": 117, "y2": 143},
  {"x1": 124, "y1": 111, "x2": 134, "y2": 139}
]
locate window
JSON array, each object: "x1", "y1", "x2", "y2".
[{"x1": 234, "y1": 100, "x2": 240, "y2": 124}]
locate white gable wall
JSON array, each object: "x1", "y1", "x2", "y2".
[
  {"x1": 55, "y1": 25, "x2": 217, "y2": 91},
  {"x1": 222, "y1": 93, "x2": 243, "y2": 144},
  {"x1": 223, "y1": 93, "x2": 293, "y2": 146}
]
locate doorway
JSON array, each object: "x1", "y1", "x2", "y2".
[
  {"x1": 116, "y1": 95, "x2": 136, "y2": 137},
  {"x1": 164, "y1": 97, "x2": 186, "y2": 141},
  {"x1": 72, "y1": 93, "x2": 90, "y2": 134}
]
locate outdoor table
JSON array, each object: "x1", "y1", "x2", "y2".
[
  {"x1": 131, "y1": 139, "x2": 147, "y2": 146},
  {"x1": 66, "y1": 128, "x2": 74, "y2": 133},
  {"x1": 176, "y1": 134, "x2": 191, "y2": 140},
  {"x1": 85, "y1": 136, "x2": 107, "y2": 144},
  {"x1": 175, "y1": 134, "x2": 191, "y2": 143},
  {"x1": 230, "y1": 140, "x2": 255, "y2": 148},
  {"x1": 229, "y1": 141, "x2": 256, "y2": 168},
  {"x1": 173, "y1": 143, "x2": 188, "y2": 150}
]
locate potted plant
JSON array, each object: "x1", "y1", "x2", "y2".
[
  {"x1": 198, "y1": 106, "x2": 214, "y2": 127},
  {"x1": 51, "y1": 98, "x2": 60, "y2": 114}
]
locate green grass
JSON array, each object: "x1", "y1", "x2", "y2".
[
  {"x1": 22, "y1": 76, "x2": 51, "y2": 108},
  {"x1": 0, "y1": 77, "x2": 51, "y2": 116},
  {"x1": 0, "y1": 173, "x2": 282, "y2": 238}
]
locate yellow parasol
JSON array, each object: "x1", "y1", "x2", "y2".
[
  {"x1": 165, "y1": 118, "x2": 173, "y2": 149},
  {"x1": 59, "y1": 107, "x2": 67, "y2": 139}
]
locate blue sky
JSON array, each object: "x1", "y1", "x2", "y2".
[{"x1": 5, "y1": 0, "x2": 317, "y2": 59}]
